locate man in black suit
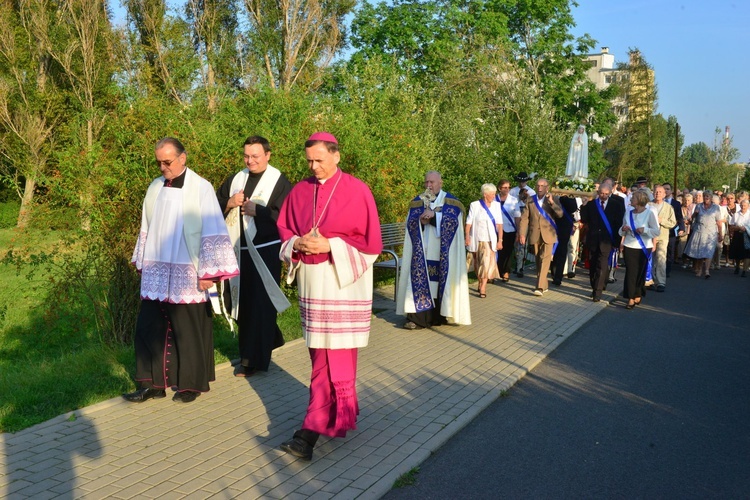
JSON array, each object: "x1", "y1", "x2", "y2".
[
  {"x1": 551, "y1": 195, "x2": 579, "y2": 286},
  {"x1": 662, "y1": 182, "x2": 685, "y2": 277},
  {"x1": 580, "y1": 181, "x2": 626, "y2": 302}
]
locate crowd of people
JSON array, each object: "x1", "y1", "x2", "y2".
[
  {"x1": 460, "y1": 173, "x2": 750, "y2": 311},
  {"x1": 120, "y1": 133, "x2": 748, "y2": 461}
]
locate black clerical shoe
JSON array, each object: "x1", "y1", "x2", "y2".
[
  {"x1": 235, "y1": 366, "x2": 257, "y2": 378},
  {"x1": 172, "y1": 391, "x2": 200, "y2": 403},
  {"x1": 122, "y1": 388, "x2": 166, "y2": 403},
  {"x1": 280, "y1": 437, "x2": 313, "y2": 460},
  {"x1": 517, "y1": 269, "x2": 524, "y2": 278}
]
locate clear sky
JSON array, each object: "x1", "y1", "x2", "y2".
[{"x1": 569, "y1": 1, "x2": 750, "y2": 164}]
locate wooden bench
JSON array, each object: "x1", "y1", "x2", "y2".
[{"x1": 374, "y1": 222, "x2": 406, "y2": 300}]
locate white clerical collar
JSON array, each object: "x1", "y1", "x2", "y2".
[{"x1": 318, "y1": 167, "x2": 339, "y2": 185}]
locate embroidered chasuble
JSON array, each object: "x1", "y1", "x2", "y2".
[{"x1": 396, "y1": 190, "x2": 471, "y2": 326}]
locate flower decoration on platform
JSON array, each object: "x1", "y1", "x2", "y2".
[{"x1": 554, "y1": 177, "x2": 596, "y2": 192}]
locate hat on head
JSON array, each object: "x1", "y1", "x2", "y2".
[
  {"x1": 307, "y1": 131, "x2": 338, "y2": 144},
  {"x1": 514, "y1": 171, "x2": 531, "y2": 182},
  {"x1": 636, "y1": 176, "x2": 648, "y2": 184}
]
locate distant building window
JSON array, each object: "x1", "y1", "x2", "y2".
[{"x1": 605, "y1": 75, "x2": 613, "y2": 84}]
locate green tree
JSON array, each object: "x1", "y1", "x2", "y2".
[
  {"x1": 185, "y1": 0, "x2": 240, "y2": 112},
  {"x1": 501, "y1": 0, "x2": 607, "y2": 129},
  {"x1": 0, "y1": 0, "x2": 62, "y2": 227},
  {"x1": 122, "y1": 0, "x2": 198, "y2": 104},
  {"x1": 350, "y1": 0, "x2": 509, "y2": 81},
  {"x1": 243, "y1": 0, "x2": 355, "y2": 90},
  {"x1": 603, "y1": 48, "x2": 661, "y2": 185},
  {"x1": 681, "y1": 129, "x2": 741, "y2": 190}
]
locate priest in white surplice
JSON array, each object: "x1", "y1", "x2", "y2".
[
  {"x1": 125, "y1": 137, "x2": 239, "y2": 404},
  {"x1": 397, "y1": 171, "x2": 471, "y2": 330}
]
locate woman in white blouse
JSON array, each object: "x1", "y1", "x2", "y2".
[
  {"x1": 465, "y1": 184, "x2": 503, "y2": 298},
  {"x1": 619, "y1": 190, "x2": 660, "y2": 309}
]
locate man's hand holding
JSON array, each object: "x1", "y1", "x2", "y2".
[{"x1": 295, "y1": 229, "x2": 331, "y2": 255}]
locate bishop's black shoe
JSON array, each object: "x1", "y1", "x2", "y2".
[
  {"x1": 122, "y1": 387, "x2": 166, "y2": 403},
  {"x1": 280, "y1": 436, "x2": 314, "y2": 460}
]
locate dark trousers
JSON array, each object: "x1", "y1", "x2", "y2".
[
  {"x1": 623, "y1": 246, "x2": 649, "y2": 299},
  {"x1": 666, "y1": 234, "x2": 677, "y2": 276},
  {"x1": 588, "y1": 239, "x2": 613, "y2": 298},
  {"x1": 551, "y1": 234, "x2": 571, "y2": 284},
  {"x1": 497, "y1": 231, "x2": 516, "y2": 277}
]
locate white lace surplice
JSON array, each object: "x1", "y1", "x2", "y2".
[{"x1": 133, "y1": 182, "x2": 238, "y2": 304}]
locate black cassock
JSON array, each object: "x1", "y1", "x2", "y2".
[
  {"x1": 217, "y1": 169, "x2": 292, "y2": 371},
  {"x1": 135, "y1": 300, "x2": 215, "y2": 392}
]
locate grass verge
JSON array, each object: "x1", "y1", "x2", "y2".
[{"x1": 0, "y1": 228, "x2": 303, "y2": 433}]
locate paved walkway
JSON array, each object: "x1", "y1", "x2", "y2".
[{"x1": 2, "y1": 270, "x2": 622, "y2": 499}]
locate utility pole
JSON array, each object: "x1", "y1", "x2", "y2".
[{"x1": 673, "y1": 122, "x2": 680, "y2": 189}]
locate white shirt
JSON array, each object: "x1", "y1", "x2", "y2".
[{"x1": 496, "y1": 194, "x2": 521, "y2": 232}]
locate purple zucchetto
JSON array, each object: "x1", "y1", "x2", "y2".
[{"x1": 307, "y1": 132, "x2": 338, "y2": 144}]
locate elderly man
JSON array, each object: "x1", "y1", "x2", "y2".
[
  {"x1": 580, "y1": 181, "x2": 626, "y2": 302},
  {"x1": 397, "y1": 171, "x2": 471, "y2": 329},
  {"x1": 125, "y1": 137, "x2": 239, "y2": 404},
  {"x1": 518, "y1": 178, "x2": 564, "y2": 296},
  {"x1": 510, "y1": 172, "x2": 536, "y2": 277},
  {"x1": 647, "y1": 185, "x2": 677, "y2": 292},
  {"x1": 277, "y1": 132, "x2": 382, "y2": 460},
  {"x1": 216, "y1": 136, "x2": 292, "y2": 377}
]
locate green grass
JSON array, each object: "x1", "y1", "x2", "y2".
[
  {"x1": 393, "y1": 467, "x2": 420, "y2": 488},
  {"x1": 0, "y1": 228, "x2": 303, "y2": 433}
]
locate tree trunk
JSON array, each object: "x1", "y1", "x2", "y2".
[{"x1": 17, "y1": 176, "x2": 36, "y2": 228}]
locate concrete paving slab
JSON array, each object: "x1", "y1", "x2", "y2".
[{"x1": 2, "y1": 270, "x2": 621, "y2": 499}]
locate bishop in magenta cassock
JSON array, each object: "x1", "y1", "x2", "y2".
[{"x1": 276, "y1": 132, "x2": 382, "y2": 460}]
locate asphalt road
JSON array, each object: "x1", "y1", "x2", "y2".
[{"x1": 385, "y1": 264, "x2": 750, "y2": 499}]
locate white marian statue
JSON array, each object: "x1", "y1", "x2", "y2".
[{"x1": 565, "y1": 125, "x2": 589, "y2": 180}]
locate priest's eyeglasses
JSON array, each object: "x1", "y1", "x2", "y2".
[{"x1": 156, "y1": 158, "x2": 177, "y2": 167}]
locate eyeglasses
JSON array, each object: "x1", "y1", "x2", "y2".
[
  {"x1": 156, "y1": 158, "x2": 177, "y2": 167},
  {"x1": 243, "y1": 154, "x2": 265, "y2": 161}
]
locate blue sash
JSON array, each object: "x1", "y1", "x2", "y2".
[
  {"x1": 406, "y1": 194, "x2": 461, "y2": 313},
  {"x1": 630, "y1": 210, "x2": 652, "y2": 280},
  {"x1": 496, "y1": 195, "x2": 517, "y2": 231},
  {"x1": 559, "y1": 203, "x2": 576, "y2": 235},
  {"x1": 479, "y1": 199, "x2": 498, "y2": 234},
  {"x1": 597, "y1": 199, "x2": 617, "y2": 266},
  {"x1": 532, "y1": 195, "x2": 558, "y2": 254},
  {"x1": 596, "y1": 200, "x2": 615, "y2": 244}
]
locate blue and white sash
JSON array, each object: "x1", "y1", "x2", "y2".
[
  {"x1": 532, "y1": 194, "x2": 558, "y2": 254},
  {"x1": 597, "y1": 199, "x2": 617, "y2": 267},
  {"x1": 630, "y1": 210, "x2": 652, "y2": 280},
  {"x1": 496, "y1": 195, "x2": 517, "y2": 231}
]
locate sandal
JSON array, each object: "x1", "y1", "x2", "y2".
[
  {"x1": 633, "y1": 298, "x2": 642, "y2": 305},
  {"x1": 625, "y1": 300, "x2": 635, "y2": 310},
  {"x1": 479, "y1": 293, "x2": 487, "y2": 298}
]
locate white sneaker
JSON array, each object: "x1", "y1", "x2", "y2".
[{"x1": 533, "y1": 288, "x2": 544, "y2": 296}]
